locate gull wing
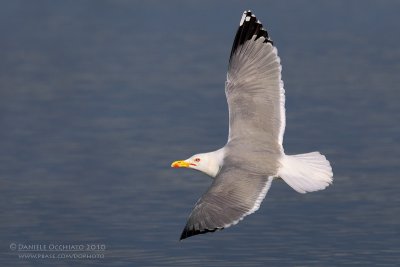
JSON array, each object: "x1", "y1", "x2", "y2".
[
  {"x1": 226, "y1": 11, "x2": 286, "y2": 153},
  {"x1": 180, "y1": 167, "x2": 273, "y2": 240}
]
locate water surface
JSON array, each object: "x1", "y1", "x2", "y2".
[{"x1": 0, "y1": 1, "x2": 399, "y2": 266}]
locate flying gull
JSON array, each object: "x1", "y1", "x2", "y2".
[{"x1": 171, "y1": 10, "x2": 333, "y2": 240}]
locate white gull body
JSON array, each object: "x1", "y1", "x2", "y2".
[{"x1": 172, "y1": 10, "x2": 333, "y2": 240}]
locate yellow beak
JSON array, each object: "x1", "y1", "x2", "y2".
[{"x1": 171, "y1": 160, "x2": 190, "y2": 168}]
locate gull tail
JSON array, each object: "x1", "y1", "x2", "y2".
[{"x1": 278, "y1": 152, "x2": 333, "y2": 193}]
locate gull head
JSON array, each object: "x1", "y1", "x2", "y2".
[{"x1": 171, "y1": 151, "x2": 223, "y2": 178}]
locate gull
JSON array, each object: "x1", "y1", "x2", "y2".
[{"x1": 171, "y1": 10, "x2": 333, "y2": 240}]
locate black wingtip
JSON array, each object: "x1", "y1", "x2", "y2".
[
  {"x1": 179, "y1": 226, "x2": 222, "y2": 240},
  {"x1": 229, "y1": 10, "x2": 273, "y2": 62}
]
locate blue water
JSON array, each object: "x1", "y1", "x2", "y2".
[{"x1": 1, "y1": 1, "x2": 399, "y2": 266}]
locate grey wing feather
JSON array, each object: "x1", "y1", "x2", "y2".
[
  {"x1": 226, "y1": 11, "x2": 286, "y2": 153},
  {"x1": 180, "y1": 168, "x2": 273, "y2": 240}
]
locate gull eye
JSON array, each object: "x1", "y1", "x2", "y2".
[{"x1": 194, "y1": 158, "x2": 201, "y2": 162}]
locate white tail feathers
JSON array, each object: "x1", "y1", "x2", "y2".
[{"x1": 278, "y1": 152, "x2": 333, "y2": 194}]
